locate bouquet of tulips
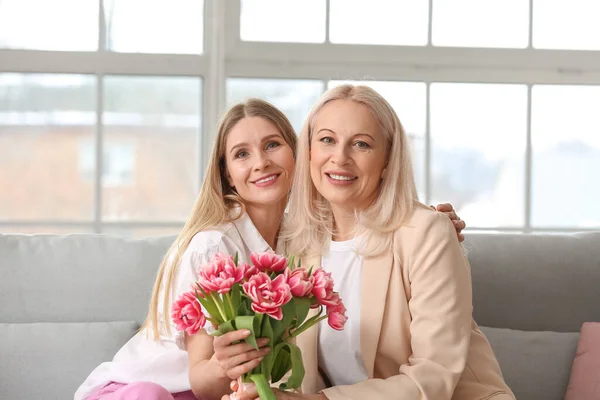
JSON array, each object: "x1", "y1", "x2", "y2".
[{"x1": 171, "y1": 251, "x2": 347, "y2": 400}]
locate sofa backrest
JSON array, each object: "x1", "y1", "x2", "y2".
[{"x1": 465, "y1": 232, "x2": 600, "y2": 332}]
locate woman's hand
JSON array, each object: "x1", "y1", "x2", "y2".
[
  {"x1": 433, "y1": 203, "x2": 466, "y2": 242},
  {"x1": 223, "y1": 382, "x2": 328, "y2": 400},
  {"x1": 210, "y1": 329, "x2": 272, "y2": 381}
]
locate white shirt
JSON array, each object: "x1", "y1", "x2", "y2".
[
  {"x1": 75, "y1": 212, "x2": 284, "y2": 400},
  {"x1": 317, "y1": 238, "x2": 368, "y2": 387}
]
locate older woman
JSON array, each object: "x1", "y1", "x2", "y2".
[{"x1": 229, "y1": 85, "x2": 514, "y2": 400}]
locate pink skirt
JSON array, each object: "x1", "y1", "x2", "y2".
[{"x1": 85, "y1": 381, "x2": 197, "y2": 400}]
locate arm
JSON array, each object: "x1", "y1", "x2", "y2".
[{"x1": 322, "y1": 212, "x2": 472, "y2": 400}]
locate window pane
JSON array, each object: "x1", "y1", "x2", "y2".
[
  {"x1": 0, "y1": 0, "x2": 98, "y2": 51},
  {"x1": 433, "y1": 0, "x2": 529, "y2": 48},
  {"x1": 226, "y1": 78, "x2": 324, "y2": 132},
  {"x1": 103, "y1": 76, "x2": 201, "y2": 221},
  {"x1": 0, "y1": 74, "x2": 96, "y2": 221},
  {"x1": 103, "y1": 226, "x2": 182, "y2": 238},
  {"x1": 533, "y1": 0, "x2": 600, "y2": 50},
  {"x1": 328, "y1": 80, "x2": 426, "y2": 198},
  {"x1": 330, "y1": 0, "x2": 428, "y2": 45},
  {"x1": 105, "y1": 0, "x2": 204, "y2": 54},
  {"x1": 430, "y1": 83, "x2": 527, "y2": 227},
  {"x1": 532, "y1": 86, "x2": 600, "y2": 228},
  {"x1": 240, "y1": 0, "x2": 326, "y2": 43}
]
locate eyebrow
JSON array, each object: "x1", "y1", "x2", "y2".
[
  {"x1": 229, "y1": 133, "x2": 283, "y2": 154},
  {"x1": 316, "y1": 128, "x2": 376, "y2": 141}
]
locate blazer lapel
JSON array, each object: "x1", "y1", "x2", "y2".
[{"x1": 360, "y1": 244, "x2": 393, "y2": 378}]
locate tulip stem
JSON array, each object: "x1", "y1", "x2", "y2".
[
  {"x1": 287, "y1": 315, "x2": 328, "y2": 339},
  {"x1": 210, "y1": 292, "x2": 227, "y2": 322}
]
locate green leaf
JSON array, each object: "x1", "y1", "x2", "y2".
[
  {"x1": 272, "y1": 301, "x2": 296, "y2": 342},
  {"x1": 294, "y1": 297, "x2": 312, "y2": 328},
  {"x1": 276, "y1": 343, "x2": 305, "y2": 390},
  {"x1": 194, "y1": 289, "x2": 221, "y2": 324},
  {"x1": 270, "y1": 346, "x2": 291, "y2": 383},
  {"x1": 260, "y1": 316, "x2": 275, "y2": 378},
  {"x1": 231, "y1": 283, "x2": 241, "y2": 312},
  {"x1": 235, "y1": 315, "x2": 260, "y2": 350},
  {"x1": 237, "y1": 299, "x2": 253, "y2": 317},
  {"x1": 234, "y1": 252, "x2": 239, "y2": 266},
  {"x1": 287, "y1": 255, "x2": 295, "y2": 269},
  {"x1": 248, "y1": 374, "x2": 277, "y2": 400},
  {"x1": 211, "y1": 320, "x2": 236, "y2": 337}
]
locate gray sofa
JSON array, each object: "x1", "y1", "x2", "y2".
[{"x1": 1, "y1": 232, "x2": 599, "y2": 400}]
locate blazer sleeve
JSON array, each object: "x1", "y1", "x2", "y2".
[{"x1": 321, "y1": 211, "x2": 473, "y2": 400}]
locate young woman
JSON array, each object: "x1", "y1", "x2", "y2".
[
  {"x1": 228, "y1": 86, "x2": 514, "y2": 400},
  {"x1": 75, "y1": 98, "x2": 464, "y2": 400}
]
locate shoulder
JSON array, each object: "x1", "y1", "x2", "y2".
[
  {"x1": 184, "y1": 222, "x2": 237, "y2": 255},
  {"x1": 393, "y1": 202, "x2": 457, "y2": 253}
]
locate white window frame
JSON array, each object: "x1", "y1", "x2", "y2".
[{"x1": 1, "y1": 0, "x2": 599, "y2": 234}]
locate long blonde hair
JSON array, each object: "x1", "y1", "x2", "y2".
[
  {"x1": 142, "y1": 98, "x2": 297, "y2": 339},
  {"x1": 284, "y1": 84, "x2": 418, "y2": 257}
]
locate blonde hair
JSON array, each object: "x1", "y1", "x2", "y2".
[
  {"x1": 142, "y1": 98, "x2": 297, "y2": 340},
  {"x1": 284, "y1": 84, "x2": 417, "y2": 257}
]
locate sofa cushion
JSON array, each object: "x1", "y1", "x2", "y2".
[
  {"x1": 481, "y1": 326, "x2": 579, "y2": 400},
  {"x1": 0, "y1": 321, "x2": 137, "y2": 400},
  {"x1": 565, "y1": 322, "x2": 600, "y2": 400}
]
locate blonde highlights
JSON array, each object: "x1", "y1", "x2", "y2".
[
  {"x1": 284, "y1": 84, "x2": 418, "y2": 257},
  {"x1": 141, "y1": 99, "x2": 297, "y2": 339}
]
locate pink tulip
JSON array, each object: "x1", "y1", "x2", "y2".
[
  {"x1": 311, "y1": 268, "x2": 338, "y2": 307},
  {"x1": 285, "y1": 268, "x2": 314, "y2": 297},
  {"x1": 243, "y1": 272, "x2": 292, "y2": 320},
  {"x1": 197, "y1": 253, "x2": 245, "y2": 294},
  {"x1": 250, "y1": 251, "x2": 288, "y2": 273},
  {"x1": 327, "y1": 301, "x2": 347, "y2": 331},
  {"x1": 171, "y1": 291, "x2": 206, "y2": 335},
  {"x1": 242, "y1": 263, "x2": 259, "y2": 281}
]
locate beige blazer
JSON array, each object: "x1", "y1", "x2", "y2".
[{"x1": 297, "y1": 204, "x2": 515, "y2": 400}]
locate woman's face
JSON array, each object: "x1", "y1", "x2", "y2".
[
  {"x1": 310, "y1": 99, "x2": 388, "y2": 213},
  {"x1": 224, "y1": 116, "x2": 295, "y2": 209}
]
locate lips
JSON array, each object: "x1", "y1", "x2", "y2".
[
  {"x1": 325, "y1": 172, "x2": 357, "y2": 182},
  {"x1": 252, "y1": 173, "x2": 280, "y2": 185}
]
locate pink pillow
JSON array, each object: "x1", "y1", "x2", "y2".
[{"x1": 565, "y1": 322, "x2": 600, "y2": 400}]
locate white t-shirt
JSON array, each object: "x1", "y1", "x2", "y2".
[
  {"x1": 317, "y1": 238, "x2": 368, "y2": 387},
  {"x1": 74, "y1": 212, "x2": 284, "y2": 400}
]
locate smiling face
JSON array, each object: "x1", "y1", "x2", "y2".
[
  {"x1": 224, "y1": 116, "x2": 295, "y2": 210},
  {"x1": 310, "y1": 99, "x2": 388, "y2": 213}
]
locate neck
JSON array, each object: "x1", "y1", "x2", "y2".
[
  {"x1": 331, "y1": 205, "x2": 359, "y2": 242},
  {"x1": 245, "y1": 201, "x2": 286, "y2": 250}
]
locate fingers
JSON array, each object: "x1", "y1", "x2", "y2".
[
  {"x1": 226, "y1": 354, "x2": 266, "y2": 380},
  {"x1": 215, "y1": 337, "x2": 269, "y2": 359},
  {"x1": 213, "y1": 329, "x2": 251, "y2": 349},
  {"x1": 225, "y1": 345, "x2": 271, "y2": 372},
  {"x1": 435, "y1": 203, "x2": 453, "y2": 212},
  {"x1": 230, "y1": 382, "x2": 260, "y2": 400}
]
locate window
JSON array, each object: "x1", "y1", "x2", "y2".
[
  {"x1": 531, "y1": 85, "x2": 600, "y2": 227},
  {"x1": 533, "y1": 0, "x2": 600, "y2": 50},
  {"x1": 0, "y1": 0, "x2": 98, "y2": 51},
  {"x1": 432, "y1": 0, "x2": 529, "y2": 48},
  {"x1": 104, "y1": 0, "x2": 205, "y2": 54},
  {"x1": 103, "y1": 76, "x2": 202, "y2": 221},
  {"x1": 0, "y1": 74, "x2": 96, "y2": 221},
  {"x1": 329, "y1": 0, "x2": 428, "y2": 46},
  {"x1": 430, "y1": 83, "x2": 528, "y2": 228},
  {"x1": 240, "y1": 0, "x2": 326, "y2": 43}
]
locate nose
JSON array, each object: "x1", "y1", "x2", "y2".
[
  {"x1": 331, "y1": 143, "x2": 350, "y2": 166},
  {"x1": 253, "y1": 151, "x2": 271, "y2": 171}
]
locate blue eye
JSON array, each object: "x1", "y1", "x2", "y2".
[
  {"x1": 266, "y1": 141, "x2": 281, "y2": 150},
  {"x1": 355, "y1": 141, "x2": 370, "y2": 149},
  {"x1": 320, "y1": 137, "x2": 334, "y2": 144},
  {"x1": 236, "y1": 151, "x2": 248, "y2": 159}
]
